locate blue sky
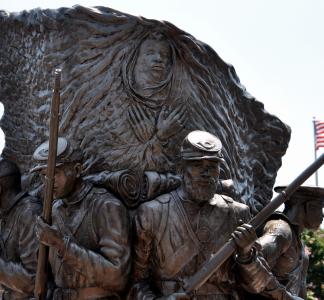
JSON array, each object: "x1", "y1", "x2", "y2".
[{"x1": 1, "y1": 0, "x2": 324, "y2": 188}]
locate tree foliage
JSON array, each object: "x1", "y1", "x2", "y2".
[{"x1": 302, "y1": 229, "x2": 324, "y2": 300}]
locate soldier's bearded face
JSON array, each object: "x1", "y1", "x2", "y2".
[
  {"x1": 183, "y1": 159, "x2": 220, "y2": 203},
  {"x1": 41, "y1": 164, "x2": 78, "y2": 199}
]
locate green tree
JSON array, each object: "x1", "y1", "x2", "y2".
[{"x1": 302, "y1": 229, "x2": 324, "y2": 300}]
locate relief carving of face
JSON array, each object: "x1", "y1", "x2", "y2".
[{"x1": 133, "y1": 38, "x2": 172, "y2": 89}]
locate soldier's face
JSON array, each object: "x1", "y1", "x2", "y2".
[
  {"x1": 40, "y1": 164, "x2": 79, "y2": 199},
  {"x1": 183, "y1": 159, "x2": 220, "y2": 203},
  {"x1": 304, "y1": 200, "x2": 323, "y2": 230}
]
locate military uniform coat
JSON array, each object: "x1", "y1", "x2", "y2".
[
  {"x1": 129, "y1": 189, "x2": 272, "y2": 300},
  {"x1": 49, "y1": 181, "x2": 130, "y2": 300},
  {"x1": 0, "y1": 192, "x2": 41, "y2": 300}
]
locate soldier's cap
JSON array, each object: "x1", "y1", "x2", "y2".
[
  {"x1": 31, "y1": 137, "x2": 83, "y2": 173},
  {"x1": 274, "y1": 185, "x2": 324, "y2": 206},
  {"x1": 181, "y1": 130, "x2": 225, "y2": 162},
  {"x1": 0, "y1": 158, "x2": 21, "y2": 178}
]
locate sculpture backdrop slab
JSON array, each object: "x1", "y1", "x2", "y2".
[{"x1": 0, "y1": 5, "x2": 290, "y2": 212}]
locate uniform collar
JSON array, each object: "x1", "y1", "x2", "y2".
[{"x1": 62, "y1": 181, "x2": 92, "y2": 207}]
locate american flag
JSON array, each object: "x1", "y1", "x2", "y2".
[{"x1": 315, "y1": 120, "x2": 324, "y2": 150}]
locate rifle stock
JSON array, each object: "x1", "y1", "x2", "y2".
[
  {"x1": 34, "y1": 69, "x2": 61, "y2": 300},
  {"x1": 183, "y1": 152, "x2": 324, "y2": 293}
]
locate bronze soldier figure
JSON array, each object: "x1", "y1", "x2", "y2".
[
  {"x1": 0, "y1": 158, "x2": 42, "y2": 300},
  {"x1": 246, "y1": 185, "x2": 324, "y2": 299},
  {"x1": 32, "y1": 138, "x2": 131, "y2": 300},
  {"x1": 128, "y1": 130, "x2": 274, "y2": 300}
]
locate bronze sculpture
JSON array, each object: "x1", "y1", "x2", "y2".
[
  {"x1": 0, "y1": 158, "x2": 41, "y2": 300},
  {"x1": 1, "y1": 4, "x2": 314, "y2": 299},
  {"x1": 245, "y1": 186, "x2": 324, "y2": 300},
  {"x1": 0, "y1": 5, "x2": 290, "y2": 212},
  {"x1": 128, "y1": 131, "x2": 276, "y2": 300},
  {"x1": 33, "y1": 138, "x2": 131, "y2": 300}
]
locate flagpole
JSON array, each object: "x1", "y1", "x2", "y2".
[{"x1": 313, "y1": 117, "x2": 318, "y2": 186}]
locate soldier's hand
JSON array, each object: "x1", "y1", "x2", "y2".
[
  {"x1": 35, "y1": 216, "x2": 64, "y2": 252},
  {"x1": 156, "y1": 292, "x2": 190, "y2": 300},
  {"x1": 232, "y1": 223, "x2": 257, "y2": 257}
]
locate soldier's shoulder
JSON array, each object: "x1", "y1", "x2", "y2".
[
  {"x1": 152, "y1": 192, "x2": 173, "y2": 205},
  {"x1": 219, "y1": 194, "x2": 234, "y2": 203},
  {"x1": 264, "y1": 216, "x2": 292, "y2": 238},
  {"x1": 15, "y1": 194, "x2": 41, "y2": 227},
  {"x1": 135, "y1": 194, "x2": 173, "y2": 230},
  {"x1": 211, "y1": 194, "x2": 249, "y2": 211},
  {"x1": 18, "y1": 193, "x2": 42, "y2": 214},
  {"x1": 90, "y1": 186, "x2": 127, "y2": 210},
  {"x1": 227, "y1": 196, "x2": 250, "y2": 212},
  {"x1": 141, "y1": 193, "x2": 172, "y2": 208},
  {"x1": 136, "y1": 193, "x2": 172, "y2": 216}
]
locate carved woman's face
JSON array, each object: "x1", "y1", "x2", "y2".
[{"x1": 134, "y1": 38, "x2": 172, "y2": 86}]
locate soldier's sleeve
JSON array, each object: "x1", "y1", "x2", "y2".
[
  {"x1": 238, "y1": 256, "x2": 302, "y2": 299},
  {"x1": 0, "y1": 202, "x2": 40, "y2": 295},
  {"x1": 232, "y1": 204, "x2": 273, "y2": 293},
  {"x1": 231, "y1": 203, "x2": 268, "y2": 293},
  {"x1": 127, "y1": 203, "x2": 158, "y2": 300},
  {"x1": 235, "y1": 215, "x2": 297, "y2": 298},
  {"x1": 258, "y1": 219, "x2": 293, "y2": 268},
  {"x1": 236, "y1": 251, "x2": 277, "y2": 293},
  {"x1": 249, "y1": 219, "x2": 301, "y2": 299},
  {"x1": 60, "y1": 197, "x2": 131, "y2": 292}
]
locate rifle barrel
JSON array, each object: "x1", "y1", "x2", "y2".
[{"x1": 34, "y1": 69, "x2": 61, "y2": 300}]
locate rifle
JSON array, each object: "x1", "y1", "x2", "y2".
[
  {"x1": 182, "y1": 152, "x2": 324, "y2": 293},
  {"x1": 34, "y1": 69, "x2": 61, "y2": 300}
]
